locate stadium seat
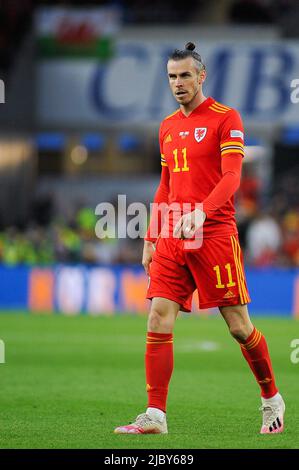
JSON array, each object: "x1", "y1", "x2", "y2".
[
  {"x1": 281, "y1": 126, "x2": 299, "y2": 145},
  {"x1": 36, "y1": 133, "x2": 66, "y2": 151},
  {"x1": 81, "y1": 133, "x2": 105, "y2": 152},
  {"x1": 118, "y1": 133, "x2": 141, "y2": 152}
]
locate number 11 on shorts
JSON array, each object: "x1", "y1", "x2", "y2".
[{"x1": 213, "y1": 264, "x2": 236, "y2": 288}]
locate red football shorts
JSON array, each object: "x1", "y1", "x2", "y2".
[{"x1": 147, "y1": 234, "x2": 251, "y2": 311}]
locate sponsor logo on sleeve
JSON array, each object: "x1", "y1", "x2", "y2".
[{"x1": 230, "y1": 130, "x2": 244, "y2": 139}]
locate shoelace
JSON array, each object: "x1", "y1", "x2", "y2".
[
  {"x1": 134, "y1": 413, "x2": 153, "y2": 426},
  {"x1": 259, "y1": 404, "x2": 280, "y2": 427}
]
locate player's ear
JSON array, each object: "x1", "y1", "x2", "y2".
[{"x1": 198, "y1": 69, "x2": 206, "y2": 85}]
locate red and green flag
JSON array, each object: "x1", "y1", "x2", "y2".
[{"x1": 36, "y1": 7, "x2": 120, "y2": 60}]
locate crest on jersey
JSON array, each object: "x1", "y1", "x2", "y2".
[{"x1": 194, "y1": 127, "x2": 207, "y2": 143}]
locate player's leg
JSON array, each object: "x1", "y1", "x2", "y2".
[
  {"x1": 219, "y1": 303, "x2": 253, "y2": 342},
  {"x1": 145, "y1": 296, "x2": 179, "y2": 423},
  {"x1": 114, "y1": 297, "x2": 179, "y2": 435},
  {"x1": 114, "y1": 237, "x2": 195, "y2": 434},
  {"x1": 144, "y1": 238, "x2": 194, "y2": 428},
  {"x1": 219, "y1": 303, "x2": 285, "y2": 434},
  {"x1": 147, "y1": 296, "x2": 178, "y2": 332},
  {"x1": 185, "y1": 234, "x2": 285, "y2": 433}
]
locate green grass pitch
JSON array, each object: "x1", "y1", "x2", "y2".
[{"x1": 0, "y1": 312, "x2": 298, "y2": 449}]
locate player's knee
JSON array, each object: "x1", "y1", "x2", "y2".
[
  {"x1": 148, "y1": 308, "x2": 174, "y2": 332},
  {"x1": 229, "y1": 324, "x2": 249, "y2": 342}
]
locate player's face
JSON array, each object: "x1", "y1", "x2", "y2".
[{"x1": 167, "y1": 58, "x2": 204, "y2": 105}]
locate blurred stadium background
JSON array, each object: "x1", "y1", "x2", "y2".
[
  {"x1": 0, "y1": 0, "x2": 299, "y2": 449},
  {"x1": 0, "y1": 0, "x2": 298, "y2": 316}
]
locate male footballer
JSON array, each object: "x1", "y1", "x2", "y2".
[{"x1": 114, "y1": 42, "x2": 285, "y2": 435}]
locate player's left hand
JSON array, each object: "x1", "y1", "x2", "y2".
[{"x1": 173, "y1": 208, "x2": 206, "y2": 239}]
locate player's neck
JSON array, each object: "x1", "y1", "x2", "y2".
[{"x1": 180, "y1": 93, "x2": 207, "y2": 117}]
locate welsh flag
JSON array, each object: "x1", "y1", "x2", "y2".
[{"x1": 36, "y1": 7, "x2": 121, "y2": 59}]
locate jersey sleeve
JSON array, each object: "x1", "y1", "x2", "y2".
[
  {"x1": 159, "y1": 122, "x2": 168, "y2": 168},
  {"x1": 145, "y1": 166, "x2": 170, "y2": 242},
  {"x1": 202, "y1": 154, "x2": 242, "y2": 218},
  {"x1": 145, "y1": 123, "x2": 170, "y2": 242},
  {"x1": 218, "y1": 109, "x2": 245, "y2": 158},
  {"x1": 202, "y1": 109, "x2": 244, "y2": 218}
]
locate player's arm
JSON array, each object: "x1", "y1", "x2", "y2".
[
  {"x1": 145, "y1": 164, "x2": 170, "y2": 242},
  {"x1": 143, "y1": 154, "x2": 170, "y2": 275},
  {"x1": 202, "y1": 153, "x2": 242, "y2": 217},
  {"x1": 143, "y1": 165, "x2": 170, "y2": 274},
  {"x1": 202, "y1": 109, "x2": 244, "y2": 218}
]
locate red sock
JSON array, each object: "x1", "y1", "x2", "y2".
[
  {"x1": 238, "y1": 327, "x2": 278, "y2": 398},
  {"x1": 145, "y1": 332, "x2": 174, "y2": 413}
]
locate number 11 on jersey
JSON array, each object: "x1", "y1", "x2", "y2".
[{"x1": 172, "y1": 148, "x2": 189, "y2": 172}]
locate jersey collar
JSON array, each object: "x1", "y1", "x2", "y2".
[{"x1": 179, "y1": 96, "x2": 214, "y2": 118}]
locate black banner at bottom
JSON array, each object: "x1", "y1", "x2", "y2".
[{"x1": 0, "y1": 449, "x2": 298, "y2": 466}]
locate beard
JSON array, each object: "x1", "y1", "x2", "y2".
[{"x1": 175, "y1": 87, "x2": 199, "y2": 105}]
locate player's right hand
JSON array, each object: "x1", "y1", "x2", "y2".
[{"x1": 142, "y1": 240, "x2": 155, "y2": 275}]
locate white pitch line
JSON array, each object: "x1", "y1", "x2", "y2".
[{"x1": 177, "y1": 341, "x2": 220, "y2": 352}]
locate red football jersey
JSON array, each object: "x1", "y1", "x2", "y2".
[{"x1": 157, "y1": 96, "x2": 245, "y2": 238}]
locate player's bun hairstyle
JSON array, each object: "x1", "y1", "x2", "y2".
[
  {"x1": 185, "y1": 42, "x2": 196, "y2": 51},
  {"x1": 168, "y1": 42, "x2": 206, "y2": 71}
]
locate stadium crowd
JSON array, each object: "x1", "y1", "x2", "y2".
[
  {"x1": 0, "y1": 169, "x2": 298, "y2": 268},
  {"x1": 0, "y1": 205, "x2": 144, "y2": 266},
  {"x1": 0, "y1": 0, "x2": 298, "y2": 269},
  {"x1": 0, "y1": 0, "x2": 32, "y2": 74},
  {"x1": 1, "y1": 0, "x2": 299, "y2": 40},
  {"x1": 237, "y1": 166, "x2": 299, "y2": 267}
]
